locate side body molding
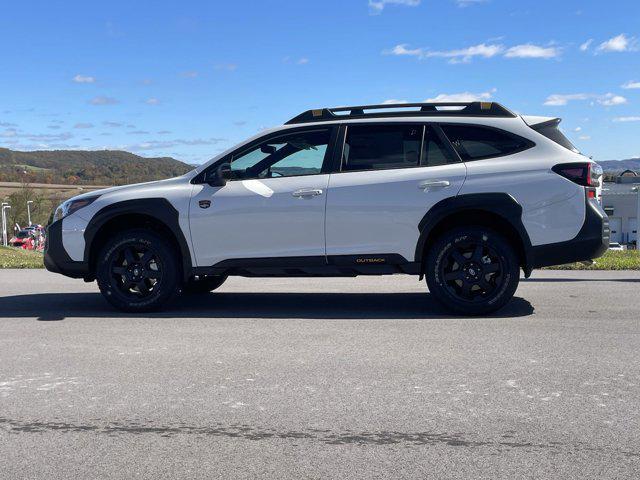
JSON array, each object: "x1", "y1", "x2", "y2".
[
  {"x1": 83, "y1": 198, "x2": 193, "y2": 279},
  {"x1": 414, "y1": 193, "x2": 534, "y2": 273}
]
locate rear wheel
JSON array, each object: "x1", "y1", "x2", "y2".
[
  {"x1": 183, "y1": 275, "x2": 227, "y2": 294},
  {"x1": 96, "y1": 229, "x2": 179, "y2": 312},
  {"x1": 425, "y1": 227, "x2": 520, "y2": 315}
]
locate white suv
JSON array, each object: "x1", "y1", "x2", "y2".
[{"x1": 45, "y1": 102, "x2": 609, "y2": 315}]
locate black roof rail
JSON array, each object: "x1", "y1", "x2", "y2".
[{"x1": 285, "y1": 101, "x2": 516, "y2": 125}]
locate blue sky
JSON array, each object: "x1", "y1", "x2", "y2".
[{"x1": 0, "y1": 0, "x2": 639, "y2": 164}]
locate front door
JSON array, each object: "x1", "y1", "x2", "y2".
[
  {"x1": 189, "y1": 127, "x2": 335, "y2": 267},
  {"x1": 325, "y1": 123, "x2": 467, "y2": 262}
]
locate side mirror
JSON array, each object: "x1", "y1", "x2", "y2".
[{"x1": 206, "y1": 162, "x2": 232, "y2": 187}]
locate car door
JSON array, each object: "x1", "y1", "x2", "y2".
[
  {"x1": 325, "y1": 123, "x2": 466, "y2": 262},
  {"x1": 189, "y1": 127, "x2": 337, "y2": 267}
]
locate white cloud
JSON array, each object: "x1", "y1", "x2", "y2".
[
  {"x1": 596, "y1": 34, "x2": 638, "y2": 53},
  {"x1": 385, "y1": 43, "x2": 504, "y2": 63},
  {"x1": 622, "y1": 80, "x2": 640, "y2": 89},
  {"x1": 455, "y1": 0, "x2": 488, "y2": 7},
  {"x1": 297, "y1": 57, "x2": 310, "y2": 65},
  {"x1": 73, "y1": 74, "x2": 95, "y2": 83},
  {"x1": 578, "y1": 135, "x2": 591, "y2": 140},
  {"x1": 574, "y1": 127, "x2": 582, "y2": 132},
  {"x1": 544, "y1": 94, "x2": 590, "y2": 106},
  {"x1": 90, "y1": 96, "x2": 119, "y2": 105},
  {"x1": 369, "y1": 0, "x2": 420, "y2": 14},
  {"x1": 74, "y1": 123, "x2": 94, "y2": 129},
  {"x1": 544, "y1": 92, "x2": 627, "y2": 106},
  {"x1": 599, "y1": 93, "x2": 627, "y2": 106},
  {"x1": 579, "y1": 39, "x2": 593, "y2": 52},
  {"x1": 425, "y1": 89, "x2": 495, "y2": 102},
  {"x1": 382, "y1": 99, "x2": 408, "y2": 104},
  {"x1": 504, "y1": 44, "x2": 560, "y2": 59},
  {"x1": 181, "y1": 71, "x2": 198, "y2": 78},
  {"x1": 384, "y1": 44, "x2": 424, "y2": 57},
  {"x1": 385, "y1": 41, "x2": 559, "y2": 63},
  {"x1": 613, "y1": 116, "x2": 640, "y2": 122},
  {"x1": 145, "y1": 98, "x2": 160, "y2": 105}
]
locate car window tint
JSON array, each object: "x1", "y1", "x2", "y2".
[
  {"x1": 230, "y1": 129, "x2": 331, "y2": 179},
  {"x1": 342, "y1": 125, "x2": 422, "y2": 172},
  {"x1": 440, "y1": 125, "x2": 531, "y2": 161},
  {"x1": 422, "y1": 126, "x2": 456, "y2": 166}
]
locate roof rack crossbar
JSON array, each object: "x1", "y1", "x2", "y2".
[{"x1": 285, "y1": 101, "x2": 516, "y2": 124}]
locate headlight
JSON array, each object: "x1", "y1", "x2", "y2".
[{"x1": 52, "y1": 195, "x2": 100, "y2": 223}]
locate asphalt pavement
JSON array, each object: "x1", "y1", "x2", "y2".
[{"x1": 1, "y1": 269, "x2": 639, "y2": 479}]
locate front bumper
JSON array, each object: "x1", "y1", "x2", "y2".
[
  {"x1": 44, "y1": 219, "x2": 90, "y2": 279},
  {"x1": 530, "y1": 195, "x2": 610, "y2": 268}
]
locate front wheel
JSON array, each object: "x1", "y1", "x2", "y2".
[
  {"x1": 425, "y1": 227, "x2": 520, "y2": 316},
  {"x1": 96, "y1": 229, "x2": 179, "y2": 312}
]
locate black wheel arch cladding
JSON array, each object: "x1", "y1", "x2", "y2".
[
  {"x1": 84, "y1": 198, "x2": 193, "y2": 281},
  {"x1": 414, "y1": 193, "x2": 534, "y2": 273}
]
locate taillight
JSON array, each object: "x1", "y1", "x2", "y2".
[
  {"x1": 552, "y1": 162, "x2": 602, "y2": 188},
  {"x1": 552, "y1": 163, "x2": 589, "y2": 186}
]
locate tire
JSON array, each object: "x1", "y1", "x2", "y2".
[
  {"x1": 183, "y1": 275, "x2": 227, "y2": 294},
  {"x1": 96, "y1": 229, "x2": 179, "y2": 312},
  {"x1": 425, "y1": 226, "x2": 520, "y2": 316}
]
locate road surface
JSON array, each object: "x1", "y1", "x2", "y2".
[{"x1": 1, "y1": 269, "x2": 639, "y2": 479}]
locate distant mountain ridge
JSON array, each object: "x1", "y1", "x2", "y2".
[
  {"x1": 0, "y1": 148, "x2": 192, "y2": 186},
  {"x1": 598, "y1": 158, "x2": 640, "y2": 174}
]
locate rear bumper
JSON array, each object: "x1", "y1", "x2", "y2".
[
  {"x1": 530, "y1": 196, "x2": 610, "y2": 268},
  {"x1": 44, "y1": 219, "x2": 89, "y2": 279}
]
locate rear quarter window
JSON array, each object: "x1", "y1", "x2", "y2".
[{"x1": 441, "y1": 124, "x2": 533, "y2": 161}]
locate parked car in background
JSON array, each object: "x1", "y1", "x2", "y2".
[
  {"x1": 9, "y1": 230, "x2": 31, "y2": 248},
  {"x1": 608, "y1": 242, "x2": 624, "y2": 251},
  {"x1": 44, "y1": 101, "x2": 609, "y2": 314}
]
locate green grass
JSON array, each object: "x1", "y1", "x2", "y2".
[
  {"x1": 0, "y1": 246, "x2": 44, "y2": 268},
  {"x1": 0, "y1": 244, "x2": 638, "y2": 271},
  {"x1": 544, "y1": 250, "x2": 640, "y2": 270}
]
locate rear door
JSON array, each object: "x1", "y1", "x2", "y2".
[{"x1": 325, "y1": 123, "x2": 466, "y2": 262}]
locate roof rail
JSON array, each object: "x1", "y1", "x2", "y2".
[{"x1": 285, "y1": 101, "x2": 516, "y2": 125}]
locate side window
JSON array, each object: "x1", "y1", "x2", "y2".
[
  {"x1": 440, "y1": 124, "x2": 531, "y2": 161},
  {"x1": 422, "y1": 126, "x2": 457, "y2": 166},
  {"x1": 229, "y1": 129, "x2": 331, "y2": 180},
  {"x1": 342, "y1": 124, "x2": 422, "y2": 172}
]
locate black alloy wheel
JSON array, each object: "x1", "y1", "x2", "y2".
[
  {"x1": 425, "y1": 227, "x2": 520, "y2": 315},
  {"x1": 96, "y1": 229, "x2": 179, "y2": 312}
]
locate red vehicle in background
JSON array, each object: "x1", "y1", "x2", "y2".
[{"x1": 9, "y1": 230, "x2": 31, "y2": 248}]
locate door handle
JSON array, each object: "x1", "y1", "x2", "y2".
[
  {"x1": 418, "y1": 180, "x2": 451, "y2": 190},
  {"x1": 292, "y1": 188, "x2": 323, "y2": 198}
]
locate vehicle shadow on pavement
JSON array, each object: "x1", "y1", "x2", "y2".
[
  {"x1": 0, "y1": 292, "x2": 534, "y2": 321},
  {"x1": 523, "y1": 277, "x2": 640, "y2": 283}
]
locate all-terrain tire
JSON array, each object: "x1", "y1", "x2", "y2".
[
  {"x1": 96, "y1": 229, "x2": 179, "y2": 312},
  {"x1": 425, "y1": 226, "x2": 520, "y2": 316}
]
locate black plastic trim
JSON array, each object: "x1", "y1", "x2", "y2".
[
  {"x1": 83, "y1": 198, "x2": 193, "y2": 280},
  {"x1": 194, "y1": 254, "x2": 419, "y2": 278},
  {"x1": 415, "y1": 193, "x2": 533, "y2": 269},
  {"x1": 530, "y1": 196, "x2": 609, "y2": 268},
  {"x1": 44, "y1": 219, "x2": 90, "y2": 279}
]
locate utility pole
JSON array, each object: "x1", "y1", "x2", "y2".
[
  {"x1": 27, "y1": 200, "x2": 33, "y2": 226},
  {"x1": 1, "y1": 203, "x2": 11, "y2": 247}
]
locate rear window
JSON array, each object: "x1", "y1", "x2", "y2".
[
  {"x1": 342, "y1": 124, "x2": 422, "y2": 172},
  {"x1": 532, "y1": 121, "x2": 579, "y2": 153},
  {"x1": 440, "y1": 124, "x2": 532, "y2": 161}
]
